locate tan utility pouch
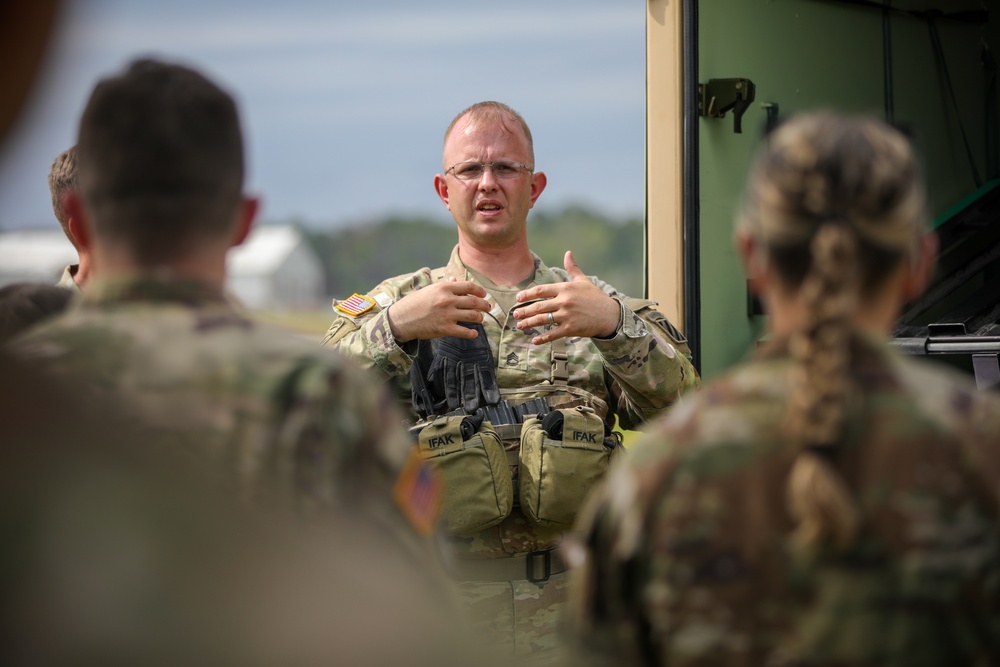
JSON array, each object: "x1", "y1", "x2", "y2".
[
  {"x1": 518, "y1": 406, "x2": 619, "y2": 528},
  {"x1": 416, "y1": 416, "x2": 512, "y2": 536}
]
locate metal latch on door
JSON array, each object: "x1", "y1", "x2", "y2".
[{"x1": 698, "y1": 78, "x2": 756, "y2": 134}]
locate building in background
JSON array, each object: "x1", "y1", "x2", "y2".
[
  {"x1": 0, "y1": 224, "x2": 326, "y2": 311},
  {"x1": 0, "y1": 229, "x2": 77, "y2": 285},
  {"x1": 226, "y1": 224, "x2": 326, "y2": 311}
]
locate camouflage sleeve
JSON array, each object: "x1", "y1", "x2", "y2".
[
  {"x1": 320, "y1": 277, "x2": 428, "y2": 380},
  {"x1": 590, "y1": 295, "x2": 700, "y2": 430},
  {"x1": 321, "y1": 306, "x2": 416, "y2": 379}
]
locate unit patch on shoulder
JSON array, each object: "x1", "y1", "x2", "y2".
[
  {"x1": 392, "y1": 448, "x2": 442, "y2": 536},
  {"x1": 335, "y1": 293, "x2": 376, "y2": 316}
]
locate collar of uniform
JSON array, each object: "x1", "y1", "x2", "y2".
[
  {"x1": 445, "y1": 244, "x2": 548, "y2": 285},
  {"x1": 83, "y1": 275, "x2": 229, "y2": 307},
  {"x1": 56, "y1": 264, "x2": 82, "y2": 292},
  {"x1": 444, "y1": 245, "x2": 466, "y2": 281}
]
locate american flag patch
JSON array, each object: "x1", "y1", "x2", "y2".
[
  {"x1": 393, "y1": 448, "x2": 442, "y2": 536},
  {"x1": 335, "y1": 293, "x2": 376, "y2": 316}
]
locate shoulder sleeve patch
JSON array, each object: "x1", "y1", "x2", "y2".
[
  {"x1": 621, "y1": 297, "x2": 688, "y2": 344},
  {"x1": 649, "y1": 310, "x2": 687, "y2": 344},
  {"x1": 392, "y1": 448, "x2": 442, "y2": 536},
  {"x1": 334, "y1": 293, "x2": 377, "y2": 317}
]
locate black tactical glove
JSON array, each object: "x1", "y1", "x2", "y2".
[
  {"x1": 427, "y1": 322, "x2": 501, "y2": 413},
  {"x1": 410, "y1": 339, "x2": 448, "y2": 419}
]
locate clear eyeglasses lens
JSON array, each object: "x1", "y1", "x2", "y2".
[{"x1": 448, "y1": 160, "x2": 530, "y2": 180}]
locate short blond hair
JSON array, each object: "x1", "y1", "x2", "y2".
[
  {"x1": 48, "y1": 145, "x2": 78, "y2": 238},
  {"x1": 443, "y1": 101, "x2": 535, "y2": 167}
]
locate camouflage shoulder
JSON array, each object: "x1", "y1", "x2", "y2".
[
  {"x1": 618, "y1": 296, "x2": 690, "y2": 349},
  {"x1": 321, "y1": 267, "x2": 436, "y2": 347}
]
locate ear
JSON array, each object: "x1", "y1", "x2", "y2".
[
  {"x1": 902, "y1": 231, "x2": 938, "y2": 300},
  {"x1": 736, "y1": 230, "x2": 767, "y2": 295},
  {"x1": 433, "y1": 173, "x2": 450, "y2": 210},
  {"x1": 63, "y1": 191, "x2": 92, "y2": 251},
  {"x1": 229, "y1": 196, "x2": 259, "y2": 248},
  {"x1": 528, "y1": 171, "x2": 547, "y2": 208}
]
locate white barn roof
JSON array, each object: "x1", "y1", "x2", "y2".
[{"x1": 227, "y1": 225, "x2": 305, "y2": 276}]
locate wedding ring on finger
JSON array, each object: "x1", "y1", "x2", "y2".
[{"x1": 547, "y1": 312, "x2": 556, "y2": 326}]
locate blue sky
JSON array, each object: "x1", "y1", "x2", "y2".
[{"x1": 0, "y1": 0, "x2": 646, "y2": 232}]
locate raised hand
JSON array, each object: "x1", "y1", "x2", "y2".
[
  {"x1": 387, "y1": 278, "x2": 491, "y2": 342},
  {"x1": 512, "y1": 250, "x2": 621, "y2": 345}
]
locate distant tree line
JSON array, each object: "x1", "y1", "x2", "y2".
[{"x1": 300, "y1": 205, "x2": 645, "y2": 299}]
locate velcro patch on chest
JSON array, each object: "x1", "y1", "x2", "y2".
[{"x1": 334, "y1": 293, "x2": 376, "y2": 316}]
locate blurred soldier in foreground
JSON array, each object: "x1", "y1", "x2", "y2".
[
  {"x1": 11, "y1": 58, "x2": 440, "y2": 549},
  {"x1": 323, "y1": 100, "x2": 699, "y2": 665},
  {"x1": 49, "y1": 145, "x2": 90, "y2": 290},
  {"x1": 0, "y1": 28, "x2": 475, "y2": 665},
  {"x1": 1, "y1": 351, "x2": 478, "y2": 667},
  {"x1": 567, "y1": 113, "x2": 1000, "y2": 666}
]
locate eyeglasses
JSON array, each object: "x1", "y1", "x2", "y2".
[{"x1": 445, "y1": 160, "x2": 534, "y2": 181}]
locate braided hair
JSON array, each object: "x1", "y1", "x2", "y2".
[{"x1": 737, "y1": 113, "x2": 927, "y2": 555}]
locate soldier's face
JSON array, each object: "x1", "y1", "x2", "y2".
[{"x1": 433, "y1": 114, "x2": 546, "y2": 250}]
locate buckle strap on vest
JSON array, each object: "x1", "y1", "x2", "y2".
[
  {"x1": 551, "y1": 336, "x2": 568, "y2": 386},
  {"x1": 447, "y1": 548, "x2": 567, "y2": 584}
]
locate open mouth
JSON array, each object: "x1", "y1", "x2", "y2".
[{"x1": 477, "y1": 202, "x2": 502, "y2": 213}]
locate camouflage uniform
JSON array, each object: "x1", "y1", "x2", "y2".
[
  {"x1": 569, "y1": 333, "x2": 1000, "y2": 667},
  {"x1": 56, "y1": 264, "x2": 82, "y2": 291},
  {"x1": 323, "y1": 245, "x2": 698, "y2": 664},
  {"x1": 0, "y1": 350, "x2": 483, "y2": 667},
  {"x1": 11, "y1": 276, "x2": 440, "y2": 547}
]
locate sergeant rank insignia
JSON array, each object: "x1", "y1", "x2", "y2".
[{"x1": 335, "y1": 293, "x2": 376, "y2": 316}]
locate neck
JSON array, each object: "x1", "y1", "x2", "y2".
[
  {"x1": 457, "y1": 238, "x2": 535, "y2": 286},
  {"x1": 765, "y1": 281, "x2": 905, "y2": 339},
  {"x1": 92, "y1": 243, "x2": 228, "y2": 291}
]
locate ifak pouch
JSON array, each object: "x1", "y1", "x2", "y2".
[
  {"x1": 518, "y1": 406, "x2": 622, "y2": 528},
  {"x1": 416, "y1": 414, "x2": 513, "y2": 536}
]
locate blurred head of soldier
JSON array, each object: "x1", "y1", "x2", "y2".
[
  {"x1": 48, "y1": 145, "x2": 93, "y2": 289},
  {"x1": 66, "y1": 58, "x2": 257, "y2": 284},
  {"x1": 737, "y1": 112, "x2": 934, "y2": 340},
  {"x1": 48, "y1": 145, "x2": 78, "y2": 240},
  {"x1": 432, "y1": 101, "x2": 547, "y2": 253},
  {"x1": 735, "y1": 112, "x2": 937, "y2": 551},
  {"x1": 0, "y1": 2, "x2": 60, "y2": 143}
]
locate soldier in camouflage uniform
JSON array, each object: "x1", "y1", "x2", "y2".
[
  {"x1": 1, "y1": 349, "x2": 487, "y2": 667},
  {"x1": 11, "y1": 58, "x2": 440, "y2": 549},
  {"x1": 322, "y1": 101, "x2": 699, "y2": 664},
  {"x1": 567, "y1": 113, "x2": 1000, "y2": 666}
]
